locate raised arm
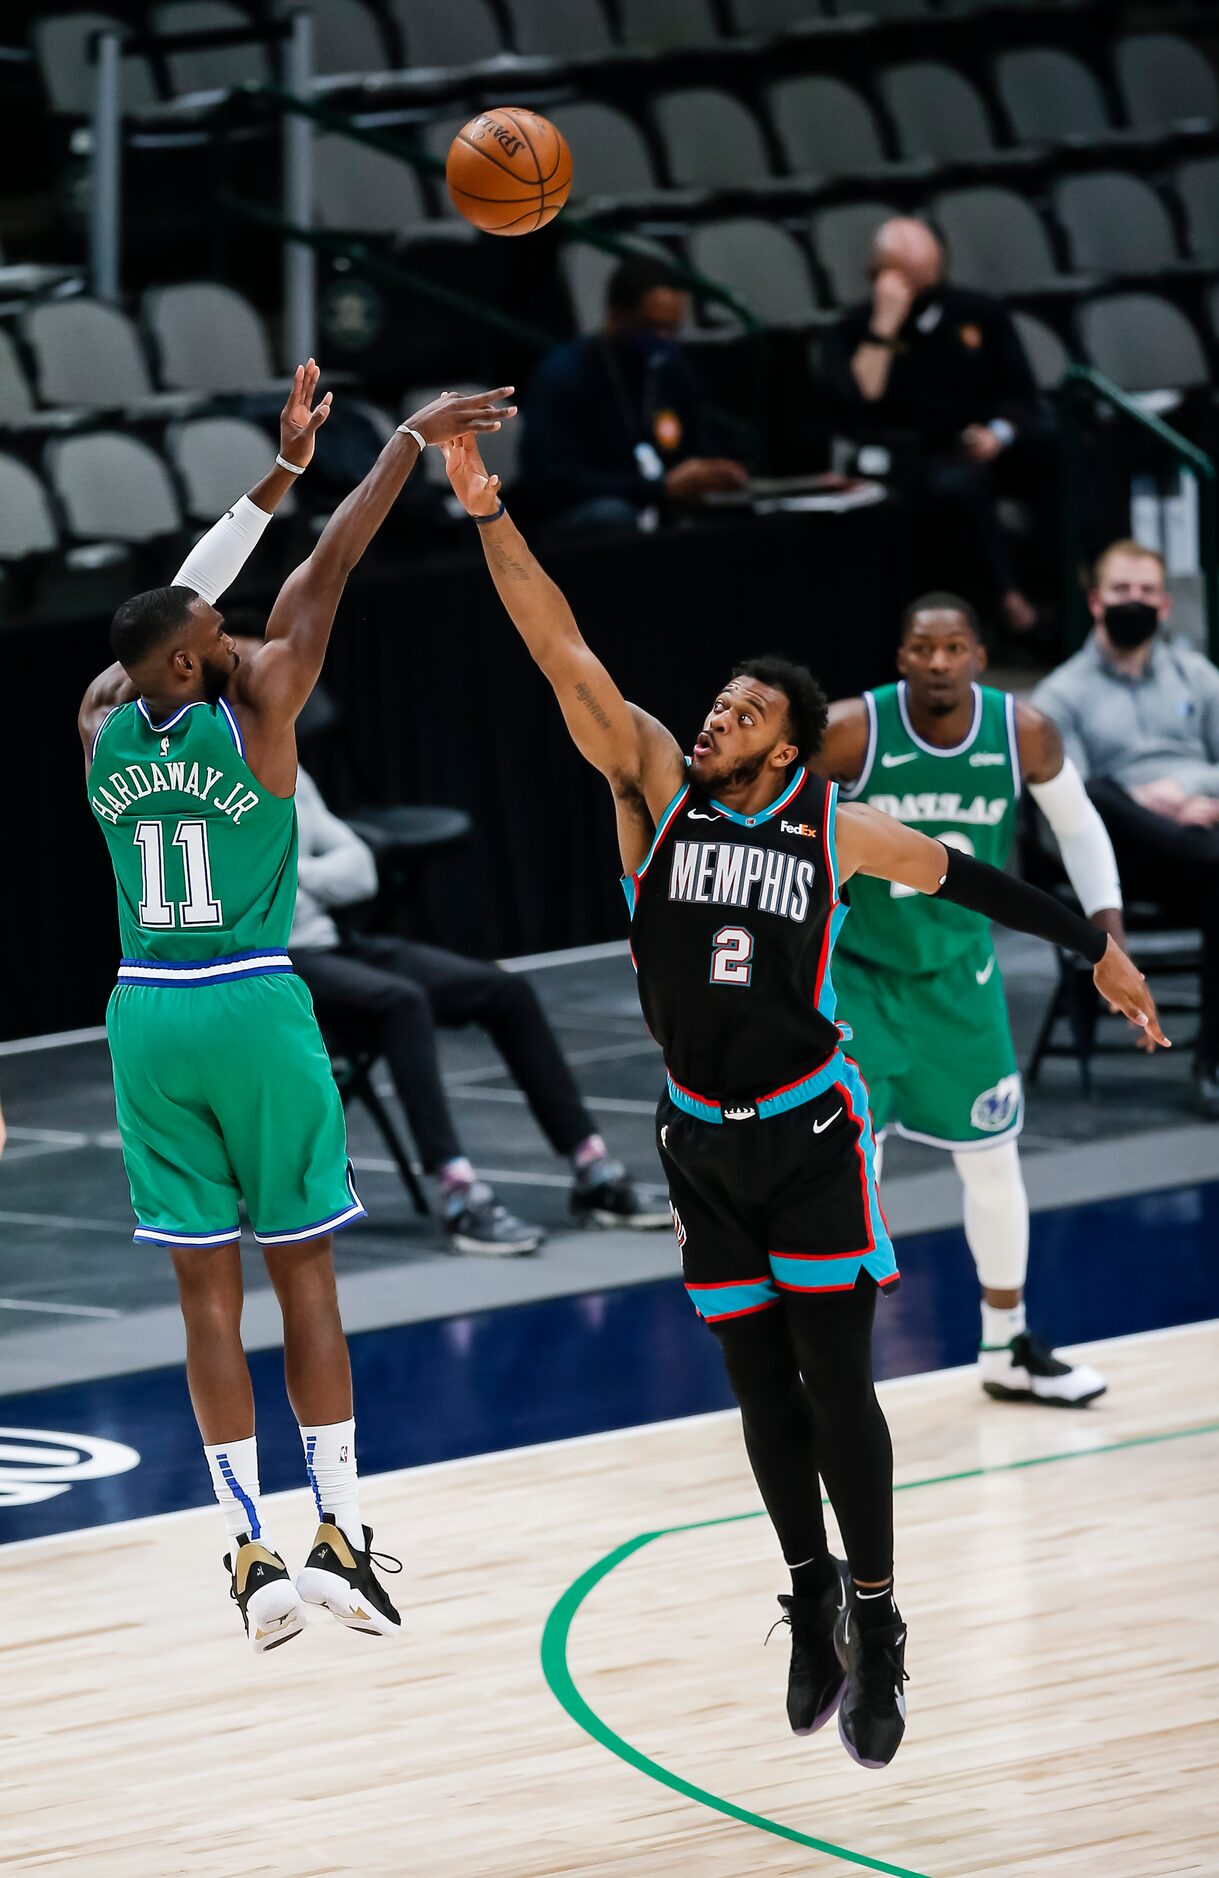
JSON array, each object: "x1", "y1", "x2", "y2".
[
  {"x1": 442, "y1": 432, "x2": 685, "y2": 866},
  {"x1": 233, "y1": 388, "x2": 515, "y2": 733},
  {"x1": 835, "y1": 801, "x2": 1168, "y2": 1046}
]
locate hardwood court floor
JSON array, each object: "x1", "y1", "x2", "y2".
[{"x1": 3, "y1": 1322, "x2": 1216, "y2": 1878}]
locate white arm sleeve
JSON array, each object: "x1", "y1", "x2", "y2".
[
  {"x1": 1028, "y1": 757, "x2": 1122, "y2": 916},
  {"x1": 171, "y1": 493, "x2": 272, "y2": 605}
]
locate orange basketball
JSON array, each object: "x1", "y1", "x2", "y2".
[{"x1": 446, "y1": 108, "x2": 573, "y2": 236}]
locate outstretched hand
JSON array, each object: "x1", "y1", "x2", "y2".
[
  {"x1": 440, "y1": 431, "x2": 502, "y2": 516},
  {"x1": 1094, "y1": 937, "x2": 1170, "y2": 1050},
  {"x1": 279, "y1": 359, "x2": 333, "y2": 470},
  {"x1": 406, "y1": 387, "x2": 517, "y2": 448}
]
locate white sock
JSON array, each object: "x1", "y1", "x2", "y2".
[
  {"x1": 953, "y1": 1140, "x2": 1029, "y2": 1291},
  {"x1": 980, "y1": 1298, "x2": 1028, "y2": 1352},
  {"x1": 204, "y1": 1435, "x2": 267, "y2": 1547},
  {"x1": 300, "y1": 1418, "x2": 364, "y2": 1547}
]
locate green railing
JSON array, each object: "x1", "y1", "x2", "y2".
[{"x1": 1059, "y1": 363, "x2": 1218, "y2": 660}]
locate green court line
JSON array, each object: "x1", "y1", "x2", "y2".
[{"x1": 540, "y1": 1418, "x2": 1219, "y2": 1878}]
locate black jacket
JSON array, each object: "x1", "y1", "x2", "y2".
[
  {"x1": 826, "y1": 286, "x2": 1038, "y2": 447},
  {"x1": 520, "y1": 333, "x2": 710, "y2": 516}
]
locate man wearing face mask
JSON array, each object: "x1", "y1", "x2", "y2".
[
  {"x1": 519, "y1": 255, "x2": 748, "y2": 533},
  {"x1": 826, "y1": 219, "x2": 1046, "y2": 638},
  {"x1": 1033, "y1": 539, "x2": 1219, "y2": 1116}
]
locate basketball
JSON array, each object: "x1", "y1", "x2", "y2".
[{"x1": 446, "y1": 108, "x2": 573, "y2": 236}]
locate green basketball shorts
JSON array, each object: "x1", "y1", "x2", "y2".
[
  {"x1": 831, "y1": 940, "x2": 1022, "y2": 1152},
  {"x1": 107, "y1": 971, "x2": 364, "y2": 1247}
]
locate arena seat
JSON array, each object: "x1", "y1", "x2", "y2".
[
  {"x1": 932, "y1": 186, "x2": 1066, "y2": 295},
  {"x1": 809, "y1": 200, "x2": 901, "y2": 305},
  {"x1": 168, "y1": 416, "x2": 296, "y2": 524},
  {"x1": 653, "y1": 88, "x2": 774, "y2": 190},
  {"x1": 48, "y1": 432, "x2": 184, "y2": 542},
  {"x1": 502, "y1": 0, "x2": 615, "y2": 59},
  {"x1": 1114, "y1": 33, "x2": 1219, "y2": 134},
  {"x1": 727, "y1": 0, "x2": 833, "y2": 30},
  {"x1": 33, "y1": 11, "x2": 159, "y2": 116},
  {"x1": 277, "y1": 0, "x2": 392, "y2": 82},
  {"x1": 619, "y1": 0, "x2": 724, "y2": 51},
  {"x1": 557, "y1": 102, "x2": 660, "y2": 203},
  {"x1": 688, "y1": 219, "x2": 821, "y2": 328},
  {"x1": 1173, "y1": 157, "x2": 1219, "y2": 266},
  {"x1": 559, "y1": 237, "x2": 676, "y2": 333},
  {"x1": 1010, "y1": 310, "x2": 1070, "y2": 390},
  {"x1": 1053, "y1": 172, "x2": 1183, "y2": 277},
  {"x1": 143, "y1": 282, "x2": 278, "y2": 393},
  {"x1": 1078, "y1": 293, "x2": 1210, "y2": 394},
  {"x1": 151, "y1": 2, "x2": 270, "y2": 97},
  {"x1": 768, "y1": 76, "x2": 897, "y2": 181},
  {"x1": 388, "y1": 0, "x2": 505, "y2": 69},
  {"x1": 880, "y1": 62, "x2": 1002, "y2": 166},
  {"x1": 23, "y1": 298, "x2": 203, "y2": 413},
  {"x1": 314, "y1": 132, "x2": 436, "y2": 234},
  {"x1": 0, "y1": 453, "x2": 61, "y2": 559},
  {"x1": 994, "y1": 47, "x2": 1116, "y2": 148}
]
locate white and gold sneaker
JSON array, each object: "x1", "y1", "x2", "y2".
[
  {"x1": 296, "y1": 1518, "x2": 403, "y2": 1638},
  {"x1": 225, "y1": 1536, "x2": 307, "y2": 1654}
]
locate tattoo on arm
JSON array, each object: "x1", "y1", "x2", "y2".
[
  {"x1": 574, "y1": 680, "x2": 611, "y2": 729},
  {"x1": 485, "y1": 538, "x2": 532, "y2": 582}
]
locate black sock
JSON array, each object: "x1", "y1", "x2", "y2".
[
  {"x1": 790, "y1": 1555, "x2": 838, "y2": 1601},
  {"x1": 852, "y1": 1579, "x2": 897, "y2": 1628}
]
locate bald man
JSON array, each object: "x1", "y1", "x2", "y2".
[{"x1": 827, "y1": 218, "x2": 1047, "y2": 639}]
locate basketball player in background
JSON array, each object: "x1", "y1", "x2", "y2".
[
  {"x1": 815, "y1": 595, "x2": 1132, "y2": 1405},
  {"x1": 442, "y1": 431, "x2": 1165, "y2": 1769},
  {"x1": 79, "y1": 368, "x2": 515, "y2": 1651}
]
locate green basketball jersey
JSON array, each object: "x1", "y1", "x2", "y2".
[
  {"x1": 838, "y1": 681, "x2": 1021, "y2": 974},
  {"x1": 87, "y1": 695, "x2": 297, "y2": 966}
]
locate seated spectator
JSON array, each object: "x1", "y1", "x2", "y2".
[
  {"x1": 825, "y1": 218, "x2": 1048, "y2": 637},
  {"x1": 1031, "y1": 540, "x2": 1219, "y2": 1117},
  {"x1": 519, "y1": 255, "x2": 748, "y2": 533},
  {"x1": 289, "y1": 765, "x2": 669, "y2": 1251}
]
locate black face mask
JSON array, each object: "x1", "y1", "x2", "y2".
[{"x1": 1103, "y1": 601, "x2": 1159, "y2": 650}]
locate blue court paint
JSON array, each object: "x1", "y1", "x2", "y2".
[{"x1": 2, "y1": 1181, "x2": 1217, "y2": 1547}]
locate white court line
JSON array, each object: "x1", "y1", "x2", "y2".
[
  {"x1": 1, "y1": 1317, "x2": 1213, "y2": 1560},
  {"x1": 0, "y1": 1210, "x2": 134, "y2": 1236},
  {"x1": 0, "y1": 1024, "x2": 107, "y2": 1058},
  {"x1": 0, "y1": 1296, "x2": 121, "y2": 1320}
]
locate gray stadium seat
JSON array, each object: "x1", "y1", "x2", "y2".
[
  {"x1": 1079, "y1": 294, "x2": 1209, "y2": 393},
  {"x1": 168, "y1": 417, "x2": 295, "y2": 523},
  {"x1": 729, "y1": 0, "x2": 831, "y2": 29},
  {"x1": 557, "y1": 102, "x2": 658, "y2": 200},
  {"x1": 880, "y1": 63, "x2": 998, "y2": 165},
  {"x1": 23, "y1": 298, "x2": 160, "y2": 408},
  {"x1": 33, "y1": 12, "x2": 158, "y2": 116},
  {"x1": 1114, "y1": 34, "x2": 1219, "y2": 134},
  {"x1": 1010, "y1": 310, "x2": 1069, "y2": 391},
  {"x1": 1053, "y1": 172, "x2": 1180, "y2": 276},
  {"x1": 49, "y1": 433, "x2": 183, "y2": 541},
  {"x1": 0, "y1": 455, "x2": 59, "y2": 559},
  {"x1": 995, "y1": 48, "x2": 1113, "y2": 147},
  {"x1": 689, "y1": 220, "x2": 820, "y2": 327},
  {"x1": 560, "y1": 238, "x2": 674, "y2": 332},
  {"x1": 314, "y1": 132, "x2": 432, "y2": 233},
  {"x1": 654, "y1": 89, "x2": 772, "y2": 190},
  {"x1": 389, "y1": 0, "x2": 505, "y2": 67},
  {"x1": 769, "y1": 76, "x2": 888, "y2": 179},
  {"x1": 280, "y1": 0, "x2": 389, "y2": 80},
  {"x1": 810, "y1": 201, "x2": 900, "y2": 306},
  {"x1": 620, "y1": 0, "x2": 722, "y2": 49},
  {"x1": 504, "y1": 0, "x2": 613, "y2": 58},
  {"x1": 933, "y1": 187, "x2": 1059, "y2": 294},
  {"x1": 0, "y1": 329, "x2": 38, "y2": 426},
  {"x1": 151, "y1": 3, "x2": 269, "y2": 96},
  {"x1": 144, "y1": 282, "x2": 277, "y2": 392},
  {"x1": 1175, "y1": 157, "x2": 1219, "y2": 266}
]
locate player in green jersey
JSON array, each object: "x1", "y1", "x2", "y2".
[
  {"x1": 816, "y1": 593, "x2": 1139, "y2": 1408},
  {"x1": 79, "y1": 366, "x2": 516, "y2": 1650}
]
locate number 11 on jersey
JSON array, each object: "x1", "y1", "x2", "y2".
[
  {"x1": 711, "y1": 925, "x2": 754, "y2": 986},
  {"x1": 134, "y1": 819, "x2": 223, "y2": 928}
]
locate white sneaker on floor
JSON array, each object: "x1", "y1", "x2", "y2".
[
  {"x1": 225, "y1": 1536, "x2": 307, "y2": 1654},
  {"x1": 979, "y1": 1331, "x2": 1106, "y2": 1407}
]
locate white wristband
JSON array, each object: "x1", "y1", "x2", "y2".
[
  {"x1": 397, "y1": 424, "x2": 427, "y2": 451},
  {"x1": 275, "y1": 454, "x2": 305, "y2": 475}
]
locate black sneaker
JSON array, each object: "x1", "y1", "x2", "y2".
[
  {"x1": 296, "y1": 1517, "x2": 403, "y2": 1637},
  {"x1": 980, "y1": 1331, "x2": 1106, "y2": 1407},
  {"x1": 770, "y1": 1557, "x2": 848, "y2": 1736},
  {"x1": 224, "y1": 1534, "x2": 306, "y2": 1655},
  {"x1": 444, "y1": 1181, "x2": 544, "y2": 1256},
  {"x1": 570, "y1": 1162, "x2": 670, "y2": 1230},
  {"x1": 835, "y1": 1595, "x2": 908, "y2": 1769}
]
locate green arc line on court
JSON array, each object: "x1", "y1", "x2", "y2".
[{"x1": 540, "y1": 1417, "x2": 1219, "y2": 1878}]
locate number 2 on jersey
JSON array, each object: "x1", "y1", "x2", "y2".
[
  {"x1": 710, "y1": 924, "x2": 754, "y2": 986},
  {"x1": 134, "y1": 819, "x2": 222, "y2": 928}
]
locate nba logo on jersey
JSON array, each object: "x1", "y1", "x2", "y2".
[
  {"x1": 160, "y1": 736, "x2": 170, "y2": 756},
  {"x1": 970, "y1": 1074, "x2": 1021, "y2": 1132}
]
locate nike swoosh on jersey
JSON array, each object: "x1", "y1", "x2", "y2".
[
  {"x1": 687, "y1": 809, "x2": 721, "y2": 821},
  {"x1": 880, "y1": 752, "x2": 918, "y2": 767},
  {"x1": 975, "y1": 956, "x2": 996, "y2": 985},
  {"x1": 813, "y1": 1108, "x2": 843, "y2": 1134}
]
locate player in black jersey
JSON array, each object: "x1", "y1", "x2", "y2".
[{"x1": 442, "y1": 434, "x2": 1167, "y2": 1770}]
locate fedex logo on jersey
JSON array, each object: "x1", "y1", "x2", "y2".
[
  {"x1": 866, "y1": 790, "x2": 1008, "y2": 827},
  {"x1": 667, "y1": 840, "x2": 816, "y2": 923}
]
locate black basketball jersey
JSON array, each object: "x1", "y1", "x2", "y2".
[{"x1": 623, "y1": 767, "x2": 847, "y2": 1099}]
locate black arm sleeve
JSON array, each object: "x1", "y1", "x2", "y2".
[{"x1": 934, "y1": 850, "x2": 1106, "y2": 964}]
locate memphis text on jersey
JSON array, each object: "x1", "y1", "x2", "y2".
[
  {"x1": 90, "y1": 760, "x2": 260, "y2": 828},
  {"x1": 667, "y1": 838, "x2": 816, "y2": 923}
]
